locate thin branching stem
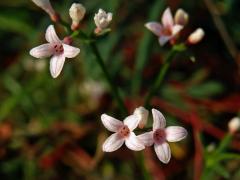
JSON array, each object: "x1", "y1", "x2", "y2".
[{"x1": 89, "y1": 42, "x2": 128, "y2": 115}]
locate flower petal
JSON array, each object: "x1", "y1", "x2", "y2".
[
  {"x1": 30, "y1": 43, "x2": 53, "y2": 58},
  {"x1": 166, "y1": 126, "x2": 187, "y2": 142},
  {"x1": 162, "y1": 7, "x2": 174, "y2": 28},
  {"x1": 152, "y1": 109, "x2": 166, "y2": 130},
  {"x1": 154, "y1": 142, "x2": 171, "y2": 164},
  {"x1": 102, "y1": 133, "x2": 124, "y2": 152},
  {"x1": 158, "y1": 36, "x2": 171, "y2": 46},
  {"x1": 123, "y1": 115, "x2": 140, "y2": 131},
  {"x1": 137, "y1": 131, "x2": 154, "y2": 146},
  {"x1": 45, "y1": 25, "x2": 61, "y2": 43},
  {"x1": 172, "y1": 24, "x2": 183, "y2": 36},
  {"x1": 145, "y1": 22, "x2": 162, "y2": 36},
  {"x1": 50, "y1": 55, "x2": 65, "y2": 78},
  {"x1": 101, "y1": 114, "x2": 123, "y2": 132},
  {"x1": 63, "y1": 44, "x2": 80, "y2": 58},
  {"x1": 125, "y1": 132, "x2": 145, "y2": 151}
]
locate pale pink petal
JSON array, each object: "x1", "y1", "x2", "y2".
[
  {"x1": 152, "y1": 109, "x2": 166, "y2": 130},
  {"x1": 145, "y1": 22, "x2": 162, "y2": 36},
  {"x1": 101, "y1": 114, "x2": 123, "y2": 132},
  {"x1": 154, "y1": 142, "x2": 171, "y2": 163},
  {"x1": 166, "y1": 126, "x2": 187, "y2": 142},
  {"x1": 162, "y1": 8, "x2": 174, "y2": 28},
  {"x1": 125, "y1": 132, "x2": 145, "y2": 151},
  {"x1": 123, "y1": 115, "x2": 140, "y2": 131},
  {"x1": 102, "y1": 133, "x2": 124, "y2": 152},
  {"x1": 137, "y1": 131, "x2": 154, "y2": 146},
  {"x1": 45, "y1": 25, "x2": 61, "y2": 43},
  {"x1": 172, "y1": 24, "x2": 183, "y2": 36},
  {"x1": 63, "y1": 44, "x2": 80, "y2": 58},
  {"x1": 49, "y1": 55, "x2": 65, "y2": 78},
  {"x1": 30, "y1": 43, "x2": 53, "y2": 58},
  {"x1": 158, "y1": 36, "x2": 171, "y2": 46}
]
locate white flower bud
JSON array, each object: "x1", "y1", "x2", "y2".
[
  {"x1": 32, "y1": 0, "x2": 58, "y2": 22},
  {"x1": 69, "y1": 3, "x2": 86, "y2": 30},
  {"x1": 134, "y1": 107, "x2": 149, "y2": 129},
  {"x1": 174, "y1": 9, "x2": 189, "y2": 26},
  {"x1": 188, "y1": 28, "x2": 205, "y2": 44},
  {"x1": 228, "y1": 117, "x2": 240, "y2": 134},
  {"x1": 94, "y1": 9, "x2": 112, "y2": 33}
]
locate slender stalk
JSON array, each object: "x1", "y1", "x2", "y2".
[
  {"x1": 89, "y1": 42, "x2": 128, "y2": 115},
  {"x1": 144, "y1": 48, "x2": 178, "y2": 107}
]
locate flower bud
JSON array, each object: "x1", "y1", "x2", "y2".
[
  {"x1": 69, "y1": 3, "x2": 86, "y2": 30},
  {"x1": 94, "y1": 9, "x2": 112, "y2": 34},
  {"x1": 134, "y1": 107, "x2": 149, "y2": 129},
  {"x1": 32, "y1": 0, "x2": 58, "y2": 22},
  {"x1": 188, "y1": 28, "x2": 205, "y2": 44},
  {"x1": 228, "y1": 117, "x2": 240, "y2": 134},
  {"x1": 174, "y1": 9, "x2": 189, "y2": 26}
]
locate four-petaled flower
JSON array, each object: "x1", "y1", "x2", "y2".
[
  {"x1": 30, "y1": 25, "x2": 80, "y2": 78},
  {"x1": 145, "y1": 7, "x2": 184, "y2": 46},
  {"x1": 101, "y1": 113, "x2": 145, "y2": 152},
  {"x1": 138, "y1": 109, "x2": 187, "y2": 163}
]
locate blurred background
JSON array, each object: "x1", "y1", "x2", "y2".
[{"x1": 0, "y1": 0, "x2": 240, "y2": 179}]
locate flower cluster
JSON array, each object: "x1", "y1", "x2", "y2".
[
  {"x1": 145, "y1": 7, "x2": 204, "y2": 46},
  {"x1": 30, "y1": 1, "x2": 112, "y2": 78},
  {"x1": 101, "y1": 108, "x2": 187, "y2": 164}
]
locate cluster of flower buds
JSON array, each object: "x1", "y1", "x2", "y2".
[
  {"x1": 94, "y1": 9, "x2": 113, "y2": 34},
  {"x1": 101, "y1": 107, "x2": 187, "y2": 164},
  {"x1": 32, "y1": 1, "x2": 113, "y2": 33},
  {"x1": 145, "y1": 7, "x2": 204, "y2": 46}
]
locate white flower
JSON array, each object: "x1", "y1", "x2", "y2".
[
  {"x1": 145, "y1": 7, "x2": 183, "y2": 46},
  {"x1": 134, "y1": 106, "x2": 149, "y2": 129},
  {"x1": 32, "y1": 0, "x2": 58, "y2": 22},
  {"x1": 29, "y1": 25, "x2": 80, "y2": 78},
  {"x1": 94, "y1": 9, "x2": 112, "y2": 33},
  {"x1": 101, "y1": 114, "x2": 145, "y2": 152},
  {"x1": 174, "y1": 9, "x2": 188, "y2": 26},
  {"x1": 69, "y1": 3, "x2": 86, "y2": 30},
  {"x1": 228, "y1": 117, "x2": 240, "y2": 134},
  {"x1": 138, "y1": 109, "x2": 187, "y2": 164},
  {"x1": 188, "y1": 28, "x2": 205, "y2": 44}
]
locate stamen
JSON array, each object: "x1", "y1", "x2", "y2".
[
  {"x1": 118, "y1": 125, "x2": 130, "y2": 138},
  {"x1": 153, "y1": 129, "x2": 166, "y2": 143}
]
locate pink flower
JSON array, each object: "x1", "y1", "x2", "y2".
[
  {"x1": 101, "y1": 114, "x2": 145, "y2": 152},
  {"x1": 145, "y1": 7, "x2": 183, "y2": 46},
  {"x1": 30, "y1": 25, "x2": 80, "y2": 78},
  {"x1": 138, "y1": 109, "x2": 187, "y2": 163}
]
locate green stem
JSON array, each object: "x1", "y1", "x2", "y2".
[
  {"x1": 89, "y1": 42, "x2": 128, "y2": 115},
  {"x1": 144, "y1": 47, "x2": 180, "y2": 107}
]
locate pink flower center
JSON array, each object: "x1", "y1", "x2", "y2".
[
  {"x1": 161, "y1": 27, "x2": 172, "y2": 36},
  {"x1": 153, "y1": 129, "x2": 166, "y2": 143},
  {"x1": 118, "y1": 125, "x2": 130, "y2": 138},
  {"x1": 53, "y1": 43, "x2": 64, "y2": 55}
]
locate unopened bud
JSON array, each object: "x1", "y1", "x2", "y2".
[
  {"x1": 228, "y1": 117, "x2": 240, "y2": 134},
  {"x1": 188, "y1": 28, "x2": 205, "y2": 44},
  {"x1": 174, "y1": 9, "x2": 189, "y2": 26},
  {"x1": 69, "y1": 3, "x2": 86, "y2": 31},
  {"x1": 134, "y1": 107, "x2": 149, "y2": 129},
  {"x1": 63, "y1": 36, "x2": 73, "y2": 45},
  {"x1": 94, "y1": 9, "x2": 112, "y2": 34},
  {"x1": 32, "y1": 0, "x2": 58, "y2": 22}
]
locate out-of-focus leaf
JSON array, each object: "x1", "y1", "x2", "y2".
[
  {"x1": 0, "y1": 12, "x2": 34, "y2": 38},
  {"x1": 187, "y1": 81, "x2": 224, "y2": 98}
]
